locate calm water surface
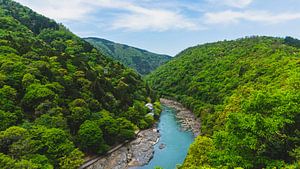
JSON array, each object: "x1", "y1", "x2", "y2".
[{"x1": 134, "y1": 105, "x2": 195, "y2": 169}]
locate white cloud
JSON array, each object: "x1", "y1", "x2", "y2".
[
  {"x1": 15, "y1": 0, "x2": 93, "y2": 21},
  {"x1": 14, "y1": 0, "x2": 200, "y2": 31},
  {"x1": 111, "y1": 6, "x2": 198, "y2": 31},
  {"x1": 14, "y1": 0, "x2": 300, "y2": 32},
  {"x1": 205, "y1": 10, "x2": 300, "y2": 24},
  {"x1": 88, "y1": 0, "x2": 200, "y2": 31},
  {"x1": 208, "y1": 0, "x2": 253, "y2": 8}
]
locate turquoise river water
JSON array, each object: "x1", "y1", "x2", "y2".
[{"x1": 135, "y1": 105, "x2": 195, "y2": 169}]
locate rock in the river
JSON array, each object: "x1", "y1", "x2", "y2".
[
  {"x1": 128, "y1": 129, "x2": 159, "y2": 166},
  {"x1": 159, "y1": 143, "x2": 166, "y2": 149}
]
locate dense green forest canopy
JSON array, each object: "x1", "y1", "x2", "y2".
[
  {"x1": 0, "y1": 0, "x2": 160, "y2": 168},
  {"x1": 146, "y1": 36, "x2": 300, "y2": 168},
  {"x1": 84, "y1": 37, "x2": 172, "y2": 75}
]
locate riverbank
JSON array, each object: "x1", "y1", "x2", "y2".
[
  {"x1": 133, "y1": 105, "x2": 195, "y2": 169},
  {"x1": 160, "y1": 98, "x2": 201, "y2": 136},
  {"x1": 85, "y1": 128, "x2": 160, "y2": 169},
  {"x1": 83, "y1": 98, "x2": 200, "y2": 169}
]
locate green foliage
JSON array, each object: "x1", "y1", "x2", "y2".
[
  {"x1": 96, "y1": 110, "x2": 136, "y2": 145},
  {"x1": 116, "y1": 118, "x2": 136, "y2": 140},
  {"x1": 153, "y1": 101, "x2": 162, "y2": 117},
  {"x1": 31, "y1": 126, "x2": 77, "y2": 166},
  {"x1": 154, "y1": 167, "x2": 164, "y2": 169},
  {"x1": 0, "y1": 110, "x2": 17, "y2": 131},
  {"x1": 97, "y1": 111, "x2": 120, "y2": 144},
  {"x1": 0, "y1": 126, "x2": 28, "y2": 153},
  {"x1": 0, "y1": 85, "x2": 21, "y2": 131},
  {"x1": 146, "y1": 36, "x2": 300, "y2": 168},
  {"x1": 22, "y1": 83, "x2": 56, "y2": 112},
  {"x1": 0, "y1": 0, "x2": 155, "y2": 167},
  {"x1": 284, "y1": 36, "x2": 300, "y2": 48},
  {"x1": 68, "y1": 99, "x2": 91, "y2": 132},
  {"x1": 22, "y1": 73, "x2": 38, "y2": 87},
  {"x1": 34, "y1": 114, "x2": 68, "y2": 130},
  {"x1": 84, "y1": 37, "x2": 172, "y2": 75},
  {"x1": 58, "y1": 149, "x2": 84, "y2": 169},
  {"x1": 182, "y1": 136, "x2": 214, "y2": 168},
  {"x1": 0, "y1": 153, "x2": 40, "y2": 169},
  {"x1": 78, "y1": 120, "x2": 106, "y2": 154},
  {"x1": 28, "y1": 154, "x2": 53, "y2": 169},
  {"x1": 0, "y1": 126, "x2": 79, "y2": 168},
  {"x1": 144, "y1": 114, "x2": 155, "y2": 127}
]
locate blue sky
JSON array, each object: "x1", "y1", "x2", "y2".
[{"x1": 15, "y1": 0, "x2": 300, "y2": 56}]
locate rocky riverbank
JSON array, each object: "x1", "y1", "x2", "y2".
[
  {"x1": 84, "y1": 98, "x2": 199, "y2": 169},
  {"x1": 85, "y1": 128, "x2": 159, "y2": 169},
  {"x1": 160, "y1": 98, "x2": 201, "y2": 136}
]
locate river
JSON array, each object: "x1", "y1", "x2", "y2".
[{"x1": 133, "y1": 105, "x2": 195, "y2": 169}]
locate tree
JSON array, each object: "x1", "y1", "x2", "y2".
[
  {"x1": 40, "y1": 128, "x2": 74, "y2": 158},
  {"x1": 28, "y1": 154, "x2": 53, "y2": 169},
  {"x1": 68, "y1": 99, "x2": 91, "y2": 133},
  {"x1": 0, "y1": 110, "x2": 18, "y2": 131},
  {"x1": 0, "y1": 153, "x2": 17, "y2": 169},
  {"x1": 22, "y1": 84, "x2": 56, "y2": 113},
  {"x1": 116, "y1": 118, "x2": 135, "y2": 140},
  {"x1": 58, "y1": 149, "x2": 84, "y2": 169},
  {"x1": 0, "y1": 126, "x2": 28, "y2": 154},
  {"x1": 22, "y1": 73, "x2": 37, "y2": 88},
  {"x1": 182, "y1": 136, "x2": 214, "y2": 168},
  {"x1": 34, "y1": 114, "x2": 68, "y2": 130},
  {"x1": 30, "y1": 126, "x2": 78, "y2": 167},
  {"x1": 0, "y1": 85, "x2": 19, "y2": 113},
  {"x1": 0, "y1": 153, "x2": 39, "y2": 169},
  {"x1": 97, "y1": 111, "x2": 119, "y2": 145},
  {"x1": 77, "y1": 120, "x2": 106, "y2": 154},
  {"x1": 122, "y1": 101, "x2": 147, "y2": 126}
]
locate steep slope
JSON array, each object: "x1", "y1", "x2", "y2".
[
  {"x1": 0, "y1": 0, "x2": 157, "y2": 168},
  {"x1": 84, "y1": 37, "x2": 172, "y2": 75},
  {"x1": 146, "y1": 36, "x2": 300, "y2": 168}
]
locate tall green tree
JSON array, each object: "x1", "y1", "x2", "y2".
[{"x1": 77, "y1": 120, "x2": 107, "y2": 154}]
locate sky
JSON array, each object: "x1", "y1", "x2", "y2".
[{"x1": 14, "y1": 0, "x2": 300, "y2": 56}]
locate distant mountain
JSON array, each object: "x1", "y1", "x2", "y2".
[{"x1": 84, "y1": 37, "x2": 172, "y2": 75}]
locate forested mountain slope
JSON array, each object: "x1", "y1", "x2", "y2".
[
  {"x1": 146, "y1": 36, "x2": 300, "y2": 168},
  {"x1": 0, "y1": 0, "x2": 158, "y2": 168},
  {"x1": 84, "y1": 37, "x2": 172, "y2": 75}
]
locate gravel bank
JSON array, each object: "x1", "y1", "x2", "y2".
[
  {"x1": 85, "y1": 128, "x2": 160, "y2": 169},
  {"x1": 160, "y1": 98, "x2": 201, "y2": 136},
  {"x1": 84, "y1": 98, "x2": 200, "y2": 169}
]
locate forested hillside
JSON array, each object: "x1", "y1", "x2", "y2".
[
  {"x1": 84, "y1": 37, "x2": 172, "y2": 75},
  {"x1": 146, "y1": 36, "x2": 300, "y2": 168},
  {"x1": 0, "y1": 0, "x2": 158, "y2": 168}
]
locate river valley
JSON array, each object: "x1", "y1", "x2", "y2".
[
  {"x1": 132, "y1": 105, "x2": 195, "y2": 169},
  {"x1": 84, "y1": 99, "x2": 200, "y2": 169}
]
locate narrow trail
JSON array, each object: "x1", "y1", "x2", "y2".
[
  {"x1": 80, "y1": 128, "x2": 159, "y2": 169},
  {"x1": 79, "y1": 140, "x2": 130, "y2": 169}
]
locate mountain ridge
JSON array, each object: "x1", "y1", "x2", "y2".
[
  {"x1": 0, "y1": 0, "x2": 158, "y2": 168},
  {"x1": 84, "y1": 37, "x2": 172, "y2": 75},
  {"x1": 146, "y1": 36, "x2": 300, "y2": 168}
]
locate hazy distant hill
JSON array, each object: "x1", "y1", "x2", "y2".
[{"x1": 84, "y1": 37, "x2": 172, "y2": 75}]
